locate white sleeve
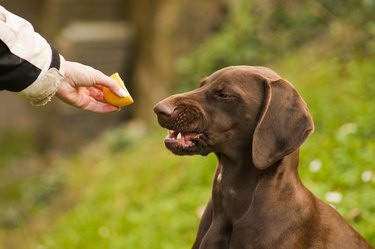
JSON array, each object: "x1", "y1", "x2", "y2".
[{"x1": 0, "y1": 5, "x2": 65, "y2": 105}]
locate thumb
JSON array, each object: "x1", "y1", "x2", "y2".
[
  {"x1": 64, "y1": 61, "x2": 126, "y2": 97},
  {"x1": 92, "y1": 70, "x2": 127, "y2": 98}
]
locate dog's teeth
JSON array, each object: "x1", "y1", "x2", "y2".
[
  {"x1": 177, "y1": 132, "x2": 182, "y2": 139},
  {"x1": 168, "y1": 130, "x2": 173, "y2": 136}
]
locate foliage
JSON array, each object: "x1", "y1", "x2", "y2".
[
  {"x1": 176, "y1": 0, "x2": 375, "y2": 90},
  {"x1": 1, "y1": 0, "x2": 375, "y2": 248}
]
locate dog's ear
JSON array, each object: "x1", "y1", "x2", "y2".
[{"x1": 252, "y1": 78, "x2": 314, "y2": 169}]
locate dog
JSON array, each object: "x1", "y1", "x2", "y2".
[{"x1": 153, "y1": 66, "x2": 372, "y2": 249}]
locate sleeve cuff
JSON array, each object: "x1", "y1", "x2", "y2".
[{"x1": 17, "y1": 55, "x2": 66, "y2": 106}]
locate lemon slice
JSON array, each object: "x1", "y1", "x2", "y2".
[{"x1": 103, "y1": 73, "x2": 134, "y2": 107}]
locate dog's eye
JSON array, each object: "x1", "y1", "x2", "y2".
[{"x1": 214, "y1": 90, "x2": 234, "y2": 99}]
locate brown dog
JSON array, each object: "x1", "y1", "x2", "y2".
[{"x1": 154, "y1": 66, "x2": 372, "y2": 249}]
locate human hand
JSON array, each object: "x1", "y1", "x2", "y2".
[{"x1": 56, "y1": 61, "x2": 128, "y2": 113}]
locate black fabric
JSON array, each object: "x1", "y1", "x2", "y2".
[
  {"x1": 49, "y1": 44, "x2": 60, "y2": 70},
  {"x1": 0, "y1": 40, "x2": 41, "y2": 92}
]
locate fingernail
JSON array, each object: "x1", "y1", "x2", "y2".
[{"x1": 118, "y1": 88, "x2": 128, "y2": 98}]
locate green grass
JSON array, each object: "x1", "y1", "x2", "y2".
[
  {"x1": 0, "y1": 127, "x2": 218, "y2": 249},
  {"x1": 1, "y1": 53, "x2": 374, "y2": 248}
]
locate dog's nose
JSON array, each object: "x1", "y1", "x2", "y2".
[{"x1": 154, "y1": 102, "x2": 175, "y2": 117}]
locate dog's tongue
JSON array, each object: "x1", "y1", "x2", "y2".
[{"x1": 183, "y1": 133, "x2": 199, "y2": 141}]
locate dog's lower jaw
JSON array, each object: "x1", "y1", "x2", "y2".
[{"x1": 164, "y1": 135, "x2": 211, "y2": 156}]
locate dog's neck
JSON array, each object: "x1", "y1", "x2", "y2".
[
  {"x1": 251, "y1": 150, "x2": 309, "y2": 209},
  {"x1": 215, "y1": 148, "x2": 302, "y2": 184},
  {"x1": 213, "y1": 150, "x2": 307, "y2": 221}
]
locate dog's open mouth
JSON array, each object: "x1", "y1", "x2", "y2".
[{"x1": 164, "y1": 130, "x2": 205, "y2": 155}]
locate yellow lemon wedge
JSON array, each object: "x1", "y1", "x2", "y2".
[{"x1": 103, "y1": 73, "x2": 134, "y2": 107}]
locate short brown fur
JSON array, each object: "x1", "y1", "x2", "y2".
[{"x1": 154, "y1": 66, "x2": 372, "y2": 249}]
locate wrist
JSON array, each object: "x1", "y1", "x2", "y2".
[{"x1": 58, "y1": 54, "x2": 66, "y2": 76}]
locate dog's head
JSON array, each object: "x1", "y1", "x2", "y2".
[{"x1": 154, "y1": 66, "x2": 314, "y2": 169}]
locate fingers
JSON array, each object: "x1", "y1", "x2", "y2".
[
  {"x1": 85, "y1": 87, "x2": 121, "y2": 112},
  {"x1": 56, "y1": 84, "x2": 120, "y2": 113},
  {"x1": 65, "y1": 61, "x2": 125, "y2": 97},
  {"x1": 88, "y1": 86, "x2": 105, "y2": 102},
  {"x1": 92, "y1": 69, "x2": 127, "y2": 97},
  {"x1": 83, "y1": 101, "x2": 120, "y2": 113},
  {"x1": 62, "y1": 61, "x2": 126, "y2": 112},
  {"x1": 79, "y1": 90, "x2": 120, "y2": 112}
]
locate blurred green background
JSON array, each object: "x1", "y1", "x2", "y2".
[{"x1": 0, "y1": 0, "x2": 374, "y2": 248}]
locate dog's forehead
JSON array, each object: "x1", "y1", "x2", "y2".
[{"x1": 201, "y1": 66, "x2": 281, "y2": 86}]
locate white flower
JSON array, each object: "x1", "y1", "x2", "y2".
[
  {"x1": 325, "y1": 191, "x2": 342, "y2": 204},
  {"x1": 309, "y1": 159, "x2": 322, "y2": 172},
  {"x1": 98, "y1": 226, "x2": 110, "y2": 237},
  {"x1": 338, "y1": 123, "x2": 357, "y2": 136},
  {"x1": 361, "y1": 170, "x2": 373, "y2": 183}
]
